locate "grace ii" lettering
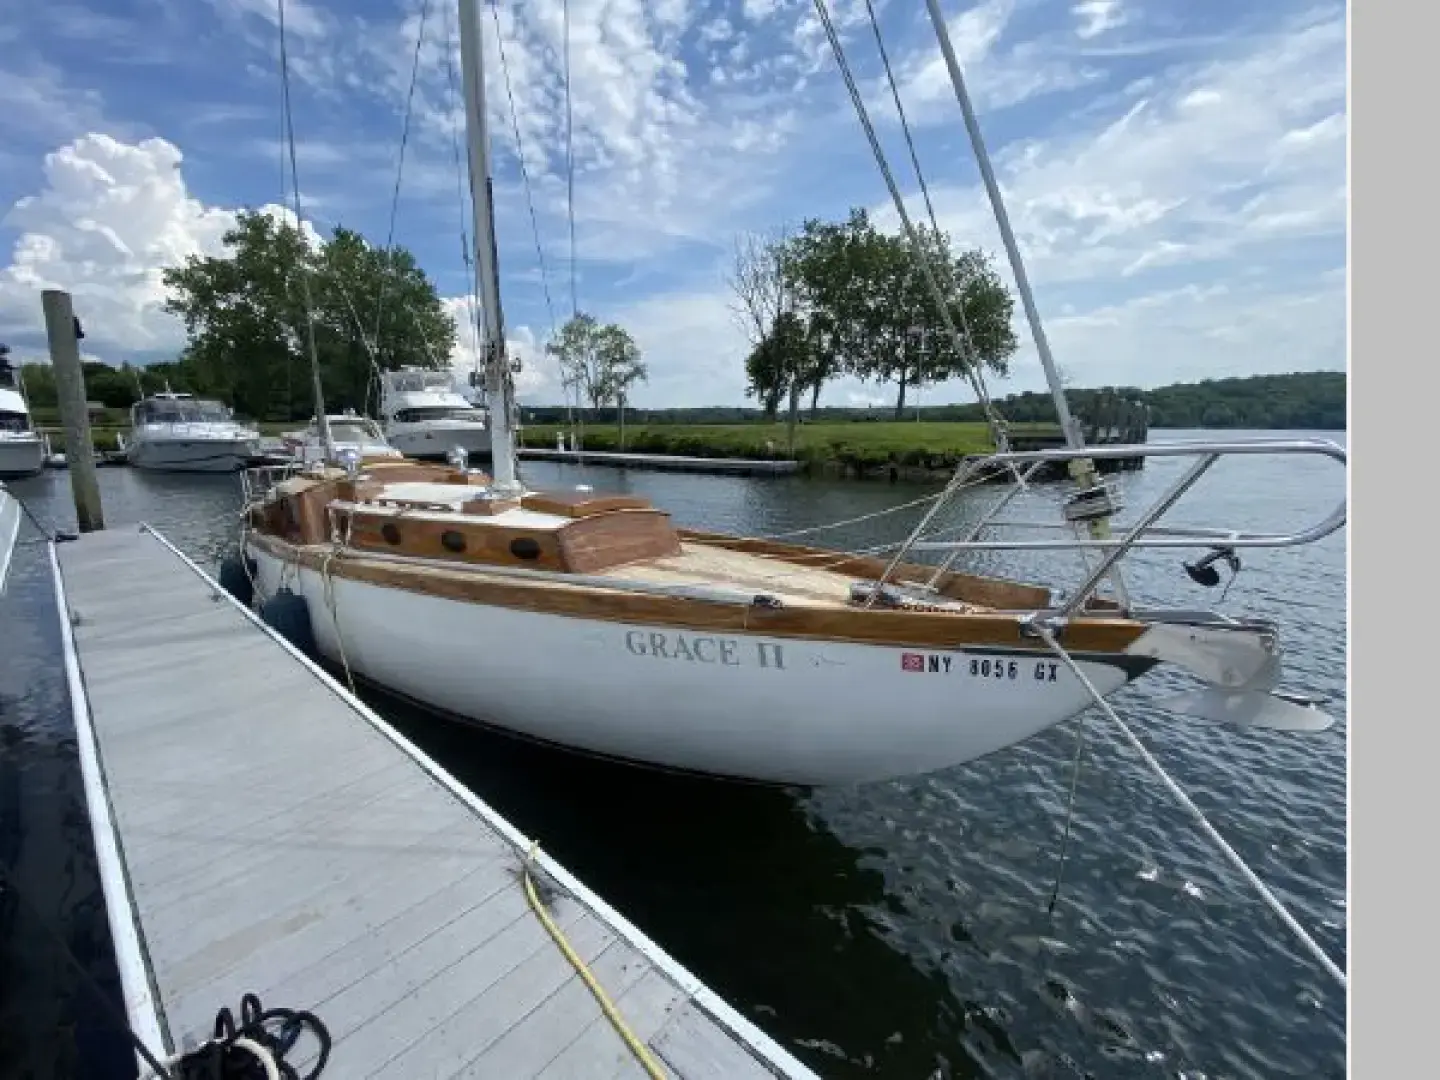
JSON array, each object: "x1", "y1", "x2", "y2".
[{"x1": 624, "y1": 630, "x2": 785, "y2": 670}]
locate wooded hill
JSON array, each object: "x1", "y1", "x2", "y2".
[{"x1": 517, "y1": 371, "x2": 1346, "y2": 431}]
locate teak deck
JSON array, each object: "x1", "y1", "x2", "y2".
[{"x1": 52, "y1": 527, "x2": 815, "y2": 1080}]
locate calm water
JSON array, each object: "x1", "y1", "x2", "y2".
[{"x1": 0, "y1": 430, "x2": 1347, "y2": 1078}]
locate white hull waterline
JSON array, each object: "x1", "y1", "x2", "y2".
[
  {"x1": 126, "y1": 433, "x2": 257, "y2": 472},
  {"x1": 0, "y1": 485, "x2": 20, "y2": 593},
  {"x1": 0, "y1": 364, "x2": 45, "y2": 479},
  {"x1": 0, "y1": 435, "x2": 45, "y2": 480},
  {"x1": 247, "y1": 544, "x2": 1136, "y2": 785},
  {"x1": 125, "y1": 391, "x2": 260, "y2": 473},
  {"x1": 386, "y1": 420, "x2": 492, "y2": 460}
]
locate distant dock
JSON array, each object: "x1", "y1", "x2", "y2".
[
  {"x1": 519, "y1": 447, "x2": 801, "y2": 477},
  {"x1": 52, "y1": 526, "x2": 816, "y2": 1078}
]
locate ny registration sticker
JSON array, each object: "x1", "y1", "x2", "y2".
[{"x1": 901, "y1": 652, "x2": 925, "y2": 672}]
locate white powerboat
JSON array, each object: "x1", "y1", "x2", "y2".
[
  {"x1": 379, "y1": 366, "x2": 492, "y2": 460},
  {"x1": 0, "y1": 350, "x2": 46, "y2": 481},
  {"x1": 123, "y1": 391, "x2": 260, "y2": 473}
]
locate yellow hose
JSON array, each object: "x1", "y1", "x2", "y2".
[{"x1": 523, "y1": 842, "x2": 669, "y2": 1079}]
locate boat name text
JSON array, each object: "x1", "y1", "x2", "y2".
[{"x1": 625, "y1": 630, "x2": 786, "y2": 670}]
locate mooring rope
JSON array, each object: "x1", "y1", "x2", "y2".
[
  {"x1": 1034, "y1": 626, "x2": 1347, "y2": 989},
  {"x1": 522, "y1": 842, "x2": 668, "y2": 1079}
]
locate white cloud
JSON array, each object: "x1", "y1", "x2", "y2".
[
  {"x1": 884, "y1": 0, "x2": 1105, "y2": 119},
  {"x1": 742, "y1": 0, "x2": 787, "y2": 21},
  {"x1": 1072, "y1": 1, "x2": 1127, "y2": 41},
  {"x1": 877, "y1": 10, "x2": 1346, "y2": 287},
  {"x1": 0, "y1": 134, "x2": 318, "y2": 361},
  {"x1": 602, "y1": 286, "x2": 753, "y2": 405},
  {"x1": 1042, "y1": 276, "x2": 1346, "y2": 388},
  {"x1": 575, "y1": 9, "x2": 1348, "y2": 405},
  {"x1": 0, "y1": 2, "x2": 1348, "y2": 410}
]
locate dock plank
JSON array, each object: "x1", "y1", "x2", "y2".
[
  {"x1": 56, "y1": 527, "x2": 811, "y2": 1079},
  {"x1": 534, "y1": 967, "x2": 688, "y2": 1080}
]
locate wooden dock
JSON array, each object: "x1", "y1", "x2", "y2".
[
  {"x1": 52, "y1": 526, "x2": 816, "y2": 1079},
  {"x1": 518, "y1": 448, "x2": 800, "y2": 477}
]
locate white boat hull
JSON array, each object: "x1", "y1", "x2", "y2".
[
  {"x1": 386, "y1": 423, "x2": 493, "y2": 459},
  {"x1": 0, "y1": 437, "x2": 45, "y2": 479},
  {"x1": 128, "y1": 437, "x2": 257, "y2": 473},
  {"x1": 247, "y1": 546, "x2": 1135, "y2": 785},
  {"x1": 0, "y1": 486, "x2": 20, "y2": 595}
]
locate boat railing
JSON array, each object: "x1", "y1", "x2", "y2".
[
  {"x1": 869, "y1": 437, "x2": 1347, "y2": 617},
  {"x1": 240, "y1": 462, "x2": 303, "y2": 509}
]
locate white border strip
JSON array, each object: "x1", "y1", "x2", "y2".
[
  {"x1": 144, "y1": 524, "x2": 818, "y2": 1080},
  {"x1": 48, "y1": 540, "x2": 170, "y2": 1063}
]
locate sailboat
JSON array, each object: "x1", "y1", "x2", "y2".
[{"x1": 238, "y1": 1, "x2": 1346, "y2": 786}]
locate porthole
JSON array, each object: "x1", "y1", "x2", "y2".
[
  {"x1": 509, "y1": 536, "x2": 541, "y2": 561},
  {"x1": 381, "y1": 523, "x2": 402, "y2": 545},
  {"x1": 441, "y1": 530, "x2": 467, "y2": 553}
]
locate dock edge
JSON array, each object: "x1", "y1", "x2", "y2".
[
  {"x1": 49, "y1": 539, "x2": 172, "y2": 1062},
  {"x1": 59, "y1": 523, "x2": 817, "y2": 1080}
]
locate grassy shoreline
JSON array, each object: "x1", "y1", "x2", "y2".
[
  {"x1": 516, "y1": 421, "x2": 1061, "y2": 478},
  {"x1": 34, "y1": 416, "x2": 1061, "y2": 479}
]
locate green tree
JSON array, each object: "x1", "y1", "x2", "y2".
[
  {"x1": 17, "y1": 362, "x2": 57, "y2": 408},
  {"x1": 592, "y1": 324, "x2": 647, "y2": 449},
  {"x1": 783, "y1": 208, "x2": 1018, "y2": 419},
  {"x1": 162, "y1": 209, "x2": 455, "y2": 421},
  {"x1": 546, "y1": 311, "x2": 606, "y2": 416},
  {"x1": 744, "y1": 311, "x2": 810, "y2": 449},
  {"x1": 545, "y1": 313, "x2": 649, "y2": 447}
]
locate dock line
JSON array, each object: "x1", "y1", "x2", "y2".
[{"x1": 523, "y1": 840, "x2": 669, "y2": 1079}]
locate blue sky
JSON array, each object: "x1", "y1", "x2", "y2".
[{"x1": 0, "y1": 0, "x2": 1347, "y2": 408}]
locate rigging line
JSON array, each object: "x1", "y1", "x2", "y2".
[
  {"x1": 488, "y1": 0, "x2": 559, "y2": 343},
  {"x1": 277, "y1": 0, "x2": 326, "y2": 441},
  {"x1": 441, "y1": 1, "x2": 483, "y2": 392},
  {"x1": 1034, "y1": 626, "x2": 1348, "y2": 991},
  {"x1": 860, "y1": 0, "x2": 992, "y2": 404},
  {"x1": 563, "y1": 0, "x2": 578, "y2": 320},
  {"x1": 372, "y1": 0, "x2": 434, "y2": 374},
  {"x1": 274, "y1": 15, "x2": 294, "y2": 418},
  {"x1": 811, "y1": 0, "x2": 1012, "y2": 452}
]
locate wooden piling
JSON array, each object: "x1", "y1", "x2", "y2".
[{"x1": 41, "y1": 289, "x2": 104, "y2": 531}]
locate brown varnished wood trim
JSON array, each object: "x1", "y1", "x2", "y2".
[
  {"x1": 519, "y1": 491, "x2": 655, "y2": 518},
  {"x1": 248, "y1": 531, "x2": 1148, "y2": 653},
  {"x1": 340, "y1": 507, "x2": 569, "y2": 570},
  {"x1": 336, "y1": 505, "x2": 684, "y2": 574},
  {"x1": 557, "y1": 510, "x2": 684, "y2": 573}
]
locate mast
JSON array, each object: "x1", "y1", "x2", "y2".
[
  {"x1": 921, "y1": 0, "x2": 1128, "y2": 605},
  {"x1": 921, "y1": 0, "x2": 1080, "y2": 449},
  {"x1": 457, "y1": 0, "x2": 520, "y2": 492}
]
